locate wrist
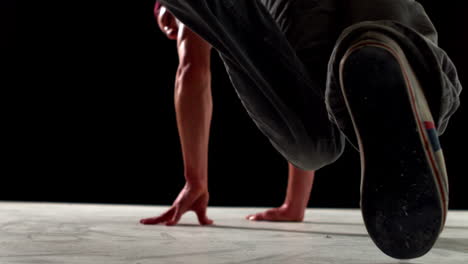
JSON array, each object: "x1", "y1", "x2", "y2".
[
  {"x1": 273, "y1": 203, "x2": 304, "y2": 221},
  {"x1": 185, "y1": 174, "x2": 208, "y2": 192},
  {"x1": 281, "y1": 202, "x2": 306, "y2": 215},
  {"x1": 186, "y1": 181, "x2": 208, "y2": 190},
  {"x1": 184, "y1": 166, "x2": 207, "y2": 183}
]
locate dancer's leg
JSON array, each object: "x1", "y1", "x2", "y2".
[{"x1": 159, "y1": 0, "x2": 345, "y2": 170}]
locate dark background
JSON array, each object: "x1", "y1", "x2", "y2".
[{"x1": 6, "y1": 1, "x2": 467, "y2": 209}]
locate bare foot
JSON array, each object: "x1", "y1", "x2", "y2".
[{"x1": 245, "y1": 205, "x2": 304, "y2": 222}]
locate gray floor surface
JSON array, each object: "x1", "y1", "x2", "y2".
[{"x1": 0, "y1": 202, "x2": 467, "y2": 264}]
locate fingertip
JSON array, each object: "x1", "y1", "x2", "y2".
[
  {"x1": 202, "y1": 218, "x2": 214, "y2": 225},
  {"x1": 197, "y1": 214, "x2": 211, "y2": 225},
  {"x1": 141, "y1": 219, "x2": 153, "y2": 225},
  {"x1": 166, "y1": 219, "x2": 177, "y2": 226}
]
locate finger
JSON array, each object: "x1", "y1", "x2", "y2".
[
  {"x1": 247, "y1": 210, "x2": 279, "y2": 221},
  {"x1": 140, "y1": 208, "x2": 174, "y2": 225},
  {"x1": 247, "y1": 213, "x2": 265, "y2": 221},
  {"x1": 166, "y1": 206, "x2": 182, "y2": 226},
  {"x1": 196, "y1": 209, "x2": 214, "y2": 226},
  {"x1": 246, "y1": 213, "x2": 257, "y2": 220}
]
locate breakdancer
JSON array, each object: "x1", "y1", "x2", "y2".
[
  {"x1": 141, "y1": 0, "x2": 462, "y2": 259},
  {"x1": 143, "y1": 2, "x2": 316, "y2": 225}
]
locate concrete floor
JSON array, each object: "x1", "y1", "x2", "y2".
[{"x1": 0, "y1": 202, "x2": 467, "y2": 264}]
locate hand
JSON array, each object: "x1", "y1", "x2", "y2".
[
  {"x1": 140, "y1": 184, "x2": 213, "y2": 226},
  {"x1": 246, "y1": 163, "x2": 314, "y2": 222},
  {"x1": 246, "y1": 204, "x2": 305, "y2": 222}
]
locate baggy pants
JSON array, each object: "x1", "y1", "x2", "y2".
[{"x1": 158, "y1": 0, "x2": 462, "y2": 171}]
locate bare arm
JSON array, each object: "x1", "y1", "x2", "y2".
[
  {"x1": 140, "y1": 18, "x2": 213, "y2": 226},
  {"x1": 174, "y1": 24, "x2": 212, "y2": 190}
]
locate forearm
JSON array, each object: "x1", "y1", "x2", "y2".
[
  {"x1": 174, "y1": 68, "x2": 212, "y2": 189},
  {"x1": 283, "y1": 162, "x2": 315, "y2": 214}
]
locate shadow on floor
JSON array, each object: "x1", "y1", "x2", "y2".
[
  {"x1": 303, "y1": 221, "x2": 468, "y2": 230},
  {"x1": 433, "y1": 237, "x2": 468, "y2": 254},
  {"x1": 302, "y1": 221, "x2": 363, "y2": 226},
  {"x1": 178, "y1": 223, "x2": 368, "y2": 238},
  {"x1": 179, "y1": 224, "x2": 468, "y2": 254}
]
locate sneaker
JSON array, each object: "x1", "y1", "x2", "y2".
[{"x1": 338, "y1": 31, "x2": 448, "y2": 259}]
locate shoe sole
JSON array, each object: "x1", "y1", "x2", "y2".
[{"x1": 339, "y1": 34, "x2": 447, "y2": 259}]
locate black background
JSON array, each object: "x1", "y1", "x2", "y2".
[{"x1": 6, "y1": 1, "x2": 467, "y2": 209}]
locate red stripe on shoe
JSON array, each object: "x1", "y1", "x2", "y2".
[{"x1": 424, "y1": 121, "x2": 436, "y2": 130}]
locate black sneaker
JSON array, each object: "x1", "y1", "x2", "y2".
[{"x1": 338, "y1": 32, "x2": 448, "y2": 259}]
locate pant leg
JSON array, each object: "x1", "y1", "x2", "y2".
[
  {"x1": 159, "y1": 0, "x2": 345, "y2": 170},
  {"x1": 326, "y1": 0, "x2": 462, "y2": 142}
]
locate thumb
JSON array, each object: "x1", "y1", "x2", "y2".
[{"x1": 166, "y1": 206, "x2": 182, "y2": 226}]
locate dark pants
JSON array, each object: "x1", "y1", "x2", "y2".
[{"x1": 158, "y1": 0, "x2": 462, "y2": 171}]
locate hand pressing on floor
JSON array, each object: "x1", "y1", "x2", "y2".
[
  {"x1": 246, "y1": 163, "x2": 315, "y2": 222},
  {"x1": 246, "y1": 204, "x2": 305, "y2": 222},
  {"x1": 140, "y1": 184, "x2": 213, "y2": 226}
]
